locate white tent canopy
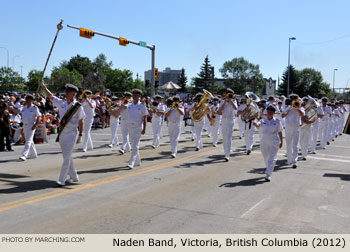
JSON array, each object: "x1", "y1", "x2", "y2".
[{"x1": 159, "y1": 81, "x2": 181, "y2": 90}]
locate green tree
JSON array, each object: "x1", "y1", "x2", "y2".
[
  {"x1": 178, "y1": 68, "x2": 187, "y2": 92},
  {"x1": 277, "y1": 65, "x2": 299, "y2": 96},
  {"x1": 193, "y1": 55, "x2": 213, "y2": 93},
  {"x1": 0, "y1": 67, "x2": 24, "y2": 91},
  {"x1": 51, "y1": 67, "x2": 83, "y2": 91},
  {"x1": 25, "y1": 70, "x2": 50, "y2": 92},
  {"x1": 299, "y1": 68, "x2": 332, "y2": 98},
  {"x1": 219, "y1": 57, "x2": 264, "y2": 95}
]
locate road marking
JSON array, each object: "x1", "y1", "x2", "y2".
[
  {"x1": 0, "y1": 149, "x2": 218, "y2": 213},
  {"x1": 240, "y1": 197, "x2": 269, "y2": 218}
]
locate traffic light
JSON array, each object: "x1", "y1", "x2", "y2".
[
  {"x1": 79, "y1": 28, "x2": 94, "y2": 39},
  {"x1": 145, "y1": 80, "x2": 150, "y2": 88},
  {"x1": 155, "y1": 68, "x2": 159, "y2": 80},
  {"x1": 119, "y1": 37, "x2": 129, "y2": 46}
]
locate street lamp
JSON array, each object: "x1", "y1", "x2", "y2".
[
  {"x1": 287, "y1": 37, "x2": 296, "y2": 97},
  {"x1": 0, "y1": 46, "x2": 9, "y2": 68},
  {"x1": 12, "y1": 55, "x2": 20, "y2": 70},
  {"x1": 333, "y1": 68, "x2": 338, "y2": 97}
]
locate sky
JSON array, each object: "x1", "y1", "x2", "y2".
[{"x1": 1, "y1": 0, "x2": 350, "y2": 90}]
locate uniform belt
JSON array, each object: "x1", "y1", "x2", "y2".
[{"x1": 223, "y1": 117, "x2": 232, "y2": 120}]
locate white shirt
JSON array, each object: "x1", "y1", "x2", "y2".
[
  {"x1": 166, "y1": 106, "x2": 184, "y2": 126},
  {"x1": 10, "y1": 113, "x2": 22, "y2": 124},
  {"x1": 219, "y1": 100, "x2": 237, "y2": 122},
  {"x1": 53, "y1": 97, "x2": 85, "y2": 129},
  {"x1": 20, "y1": 104, "x2": 41, "y2": 124},
  {"x1": 209, "y1": 103, "x2": 221, "y2": 123},
  {"x1": 127, "y1": 101, "x2": 149, "y2": 128},
  {"x1": 283, "y1": 105, "x2": 305, "y2": 126},
  {"x1": 152, "y1": 103, "x2": 166, "y2": 123},
  {"x1": 320, "y1": 105, "x2": 332, "y2": 122},
  {"x1": 82, "y1": 99, "x2": 96, "y2": 118},
  {"x1": 259, "y1": 117, "x2": 283, "y2": 144}
]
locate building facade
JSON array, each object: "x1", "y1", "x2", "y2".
[{"x1": 144, "y1": 67, "x2": 182, "y2": 87}]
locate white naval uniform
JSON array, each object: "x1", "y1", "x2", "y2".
[
  {"x1": 82, "y1": 99, "x2": 96, "y2": 151},
  {"x1": 109, "y1": 105, "x2": 120, "y2": 146},
  {"x1": 187, "y1": 104, "x2": 196, "y2": 140},
  {"x1": 239, "y1": 103, "x2": 259, "y2": 152},
  {"x1": 319, "y1": 105, "x2": 332, "y2": 148},
  {"x1": 53, "y1": 97, "x2": 85, "y2": 183},
  {"x1": 283, "y1": 105, "x2": 304, "y2": 165},
  {"x1": 20, "y1": 105, "x2": 41, "y2": 159},
  {"x1": 330, "y1": 108, "x2": 339, "y2": 140},
  {"x1": 338, "y1": 106, "x2": 345, "y2": 134},
  {"x1": 310, "y1": 106, "x2": 324, "y2": 153},
  {"x1": 258, "y1": 117, "x2": 283, "y2": 177},
  {"x1": 237, "y1": 104, "x2": 246, "y2": 138},
  {"x1": 219, "y1": 100, "x2": 237, "y2": 159},
  {"x1": 120, "y1": 106, "x2": 131, "y2": 152},
  {"x1": 126, "y1": 101, "x2": 149, "y2": 167},
  {"x1": 193, "y1": 103, "x2": 205, "y2": 149},
  {"x1": 152, "y1": 103, "x2": 166, "y2": 148},
  {"x1": 209, "y1": 104, "x2": 221, "y2": 146},
  {"x1": 299, "y1": 123, "x2": 312, "y2": 159},
  {"x1": 167, "y1": 106, "x2": 184, "y2": 155}
]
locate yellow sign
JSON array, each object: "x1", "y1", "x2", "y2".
[
  {"x1": 346, "y1": 88, "x2": 350, "y2": 91},
  {"x1": 79, "y1": 28, "x2": 94, "y2": 39},
  {"x1": 119, "y1": 37, "x2": 129, "y2": 46}
]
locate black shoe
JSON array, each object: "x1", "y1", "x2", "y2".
[
  {"x1": 195, "y1": 148, "x2": 199, "y2": 151},
  {"x1": 247, "y1": 150, "x2": 251, "y2": 155},
  {"x1": 327, "y1": 141, "x2": 330, "y2": 145},
  {"x1": 292, "y1": 164, "x2": 297, "y2": 169},
  {"x1": 7, "y1": 149, "x2": 14, "y2": 152},
  {"x1": 302, "y1": 157, "x2": 306, "y2": 161}
]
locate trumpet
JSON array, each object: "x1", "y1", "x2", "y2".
[
  {"x1": 79, "y1": 91, "x2": 88, "y2": 100},
  {"x1": 226, "y1": 93, "x2": 236, "y2": 99},
  {"x1": 292, "y1": 100, "x2": 301, "y2": 108},
  {"x1": 172, "y1": 101, "x2": 180, "y2": 109},
  {"x1": 122, "y1": 97, "x2": 130, "y2": 105}
]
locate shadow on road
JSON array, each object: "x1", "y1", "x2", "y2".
[
  {"x1": 323, "y1": 173, "x2": 350, "y2": 181},
  {"x1": 219, "y1": 177, "x2": 267, "y2": 188},
  {"x1": 175, "y1": 154, "x2": 226, "y2": 168},
  {"x1": 0, "y1": 173, "x2": 29, "y2": 179},
  {"x1": 78, "y1": 166, "x2": 132, "y2": 175},
  {"x1": 248, "y1": 160, "x2": 290, "y2": 174},
  {"x1": 0, "y1": 179, "x2": 60, "y2": 194}
]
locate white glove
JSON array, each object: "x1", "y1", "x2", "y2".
[{"x1": 76, "y1": 135, "x2": 82, "y2": 144}]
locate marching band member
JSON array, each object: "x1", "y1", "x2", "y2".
[
  {"x1": 18, "y1": 94, "x2": 41, "y2": 161},
  {"x1": 108, "y1": 96, "x2": 121, "y2": 148},
  {"x1": 329, "y1": 103, "x2": 340, "y2": 141},
  {"x1": 310, "y1": 100, "x2": 324, "y2": 154},
  {"x1": 207, "y1": 97, "x2": 221, "y2": 147},
  {"x1": 217, "y1": 88, "x2": 237, "y2": 161},
  {"x1": 119, "y1": 89, "x2": 148, "y2": 168},
  {"x1": 319, "y1": 97, "x2": 332, "y2": 149},
  {"x1": 338, "y1": 100, "x2": 347, "y2": 135},
  {"x1": 119, "y1": 92, "x2": 132, "y2": 154},
  {"x1": 254, "y1": 105, "x2": 283, "y2": 182},
  {"x1": 186, "y1": 99, "x2": 196, "y2": 141},
  {"x1": 41, "y1": 83, "x2": 85, "y2": 186},
  {"x1": 299, "y1": 97, "x2": 316, "y2": 160},
  {"x1": 281, "y1": 94, "x2": 304, "y2": 168},
  {"x1": 165, "y1": 95, "x2": 184, "y2": 158},
  {"x1": 151, "y1": 95, "x2": 166, "y2": 149},
  {"x1": 237, "y1": 98, "x2": 246, "y2": 139},
  {"x1": 237, "y1": 97, "x2": 259, "y2": 155},
  {"x1": 81, "y1": 90, "x2": 96, "y2": 152},
  {"x1": 188, "y1": 93, "x2": 207, "y2": 151}
]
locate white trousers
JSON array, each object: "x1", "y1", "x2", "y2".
[
  {"x1": 128, "y1": 126, "x2": 142, "y2": 166},
  {"x1": 310, "y1": 120, "x2": 319, "y2": 152},
  {"x1": 110, "y1": 117, "x2": 119, "y2": 145},
  {"x1": 152, "y1": 119, "x2": 162, "y2": 147},
  {"x1": 260, "y1": 139, "x2": 279, "y2": 177},
  {"x1": 83, "y1": 116, "x2": 94, "y2": 150},
  {"x1": 300, "y1": 125, "x2": 312, "y2": 158},
  {"x1": 285, "y1": 125, "x2": 300, "y2": 164},
  {"x1": 194, "y1": 120, "x2": 204, "y2": 149},
  {"x1": 191, "y1": 126, "x2": 196, "y2": 140},
  {"x1": 168, "y1": 122, "x2": 181, "y2": 154},
  {"x1": 244, "y1": 121, "x2": 255, "y2": 151},
  {"x1": 319, "y1": 120, "x2": 329, "y2": 148},
  {"x1": 22, "y1": 125, "x2": 37, "y2": 158},
  {"x1": 238, "y1": 117, "x2": 245, "y2": 137},
  {"x1": 58, "y1": 129, "x2": 78, "y2": 182},
  {"x1": 120, "y1": 120, "x2": 130, "y2": 152},
  {"x1": 211, "y1": 120, "x2": 221, "y2": 145},
  {"x1": 221, "y1": 119, "x2": 234, "y2": 158},
  {"x1": 339, "y1": 116, "x2": 345, "y2": 134}
]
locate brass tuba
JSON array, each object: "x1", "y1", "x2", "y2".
[
  {"x1": 191, "y1": 89, "x2": 213, "y2": 122},
  {"x1": 301, "y1": 96, "x2": 319, "y2": 128},
  {"x1": 241, "y1": 92, "x2": 260, "y2": 122}
]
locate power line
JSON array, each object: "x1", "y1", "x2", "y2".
[{"x1": 295, "y1": 34, "x2": 350, "y2": 45}]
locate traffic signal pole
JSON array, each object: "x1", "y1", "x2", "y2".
[{"x1": 67, "y1": 24, "x2": 156, "y2": 96}]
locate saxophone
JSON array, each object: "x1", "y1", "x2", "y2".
[
  {"x1": 210, "y1": 104, "x2": 216, "y2": 126},
  {"x1": 190, "y1": 89, "x2": 213, "y2": 122}
]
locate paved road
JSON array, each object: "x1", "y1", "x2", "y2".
[{"x1": 0, "y1": 119, "x2": 349, "y2": 234}]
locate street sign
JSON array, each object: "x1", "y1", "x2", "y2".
[
  {"x1": 139, "y1": 41, "x2": 147, "y2": 47},
  {"x1": 79, "y1": 28, "x2": 94, "y2": 39}
]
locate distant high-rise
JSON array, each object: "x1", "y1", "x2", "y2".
[{"x1": 144, "y1": 67, "x2": 182, "y2": 87}]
